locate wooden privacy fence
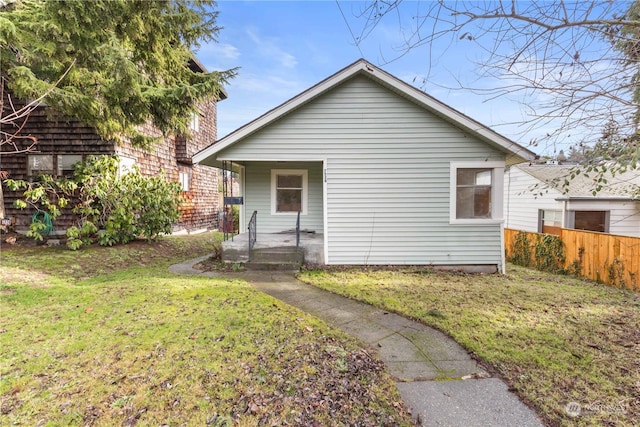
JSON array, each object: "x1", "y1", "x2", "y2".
[{"x1": 504, "y1": 228, "x2": 640, "y2": 291}]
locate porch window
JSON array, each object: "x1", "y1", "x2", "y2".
[
  {"x1": 271, "y1": 169, "x2": 307, "y2": 214},
  {"x1": 450, "y1": 161, "x2": 504, "y2": 223}
]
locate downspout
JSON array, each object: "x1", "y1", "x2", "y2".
[
  {"x1": 500, "y1": 222, "x2": 506, "y2": 274},
  {"x1": 501, "y1": 167, "x2": 511, "y2": 274}
]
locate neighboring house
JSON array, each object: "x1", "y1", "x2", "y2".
[
  {"x1": 504, "y1": 163, "x2": 640, "y2": 237},
  {"x1": 1, "y1": 59, "x2": 224, "y2": 234},
  {"x1": 193, "y1": 59, "x2": 536, "y2": 272}
]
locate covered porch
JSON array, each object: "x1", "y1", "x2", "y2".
[{"x1": 222, "y1": 231, "x2": 325, "y2": 265}]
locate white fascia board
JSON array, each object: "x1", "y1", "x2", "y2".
[
  {"x1": 192, "y1": 61, "x2": 369, "y2": 165},
  {"x1": 366, "y1": 66, "x2": 536, "y2": 162},
  {"x1": 192, "y1": 59, "x2": 537, "y2": 165}
]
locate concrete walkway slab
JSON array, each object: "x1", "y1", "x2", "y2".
[
  {"x1": 398, "y1": 378, "x2": 544, "y2": 427},
  {"x1": 170, "y1": 261, "x2": 545, "y2": 426}
]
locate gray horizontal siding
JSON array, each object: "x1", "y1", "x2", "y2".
[
  {"x1": 504, "y1": 167, "x2": 557, "y2": 232},
  {"x1": 222, "y1": 75, "x2": 506, "y2": 265},
  {"x1": 325, "y1": 153, "x2": 502, "y2": 265},
  {"x1": 244, "y1": 161, "x2": 324, "y2": 234}
]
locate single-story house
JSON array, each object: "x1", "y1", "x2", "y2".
[
  {"x1": 505, "y1": 163, "x2": 640, "y2": 237},
  {"x1": 193, "y1": 59, "x2": 536, "y2": 272}
]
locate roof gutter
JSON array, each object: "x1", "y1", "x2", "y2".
[{"x1": 555, "y1": 196, "x2": 639, "y2": 202}]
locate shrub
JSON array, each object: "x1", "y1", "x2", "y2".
[
  {"x1": 6, "y1": 155, "x2": 182, "y2": 249},
  {"x1": 533, "y1": 234, "x2": 566, "y2": 274},
  {"x1": 509, "y1": 231, "x2": 532, "y2": 267}
]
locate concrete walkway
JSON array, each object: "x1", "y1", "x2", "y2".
[{"x1": 169, "y1": 258, "x2": 546, "y2": 427}]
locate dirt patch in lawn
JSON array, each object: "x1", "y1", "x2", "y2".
[{"x1": 1, "y1": 266, "x2": 53, "y2": 288}]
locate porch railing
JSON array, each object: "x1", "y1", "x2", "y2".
[
  {"x1": 295, "y1": 210, "x2": 301, "y2": 251},
  {"x1": 248, "y1": 210, "x2": 257, "y2": 261}
]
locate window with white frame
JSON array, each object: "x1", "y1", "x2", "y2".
[
  {"x1": 271, "y1": 169, "x2": 307, "y2": 214},
  {"x1": 450, "y1": 162, "x2": 504, "y2": 223},
  {"x1": 189, "y1": 112, "x2": 200, "y2": 132},
  {"x1": 179, "y1": 171, "x2": 190, "y2": 192},
  {"x1": 118, "y1": 156, "x2": 136, "y2": 176}
]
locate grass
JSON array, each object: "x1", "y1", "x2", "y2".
[
  {"x1": 298, "y1": 265, "x2": 640, "y2": 427},
  {"x1": 0, "y1": 233, "x2": 412, "y2": 426}
]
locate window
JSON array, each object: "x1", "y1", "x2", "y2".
[
  {"x1": 571, "y1": 211, "x2": 609, "y2": 233},
  {"x1": 57, "y1": 154, "x2": 82, "y2": 177},
  {"x1": 271, "y1": 169, "x2": 308, "y2": 214},
  {"x1": 28, "y1": 154, "x2": 54, "y2": 176},
  {"x1": 179, "y1": 171, "x2": 190, "y2": 192},
  {"x1": 450, "y1": 162, "x2": 504, "y2": 223},
  {"x1": 189, "y1": 112, "x2": 200, "y2": 132},
  {"x1": 539, "y1": 209, "x2": 562, "y2": 235},
  {"x1": 28, "y1": 154, "x2": 82, "y2": 178},
  {"x1": 118, "y1": 156, "x2": 136, "y2": 176}
]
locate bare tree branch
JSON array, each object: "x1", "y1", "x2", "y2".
[
  {"x1": 353, "y1": 1, "x2": 640, "y2": 160},
  {"x1": 1, "y1": 59, "x2": 76, "y2": 155}
]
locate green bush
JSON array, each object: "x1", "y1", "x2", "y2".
[
  {"x1": 533, "y1": 234, "x2": 566, "y2": 274},
  {"x1": 6, "y1": 155, "x2": 182, "y2": 249},
  {"x1": 509, "y1": 231, "x2": 532, "y2": 267}
]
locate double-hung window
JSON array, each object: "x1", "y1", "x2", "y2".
[
  {"x1": 27, "y1": 154, "x2": 82, "y2": 178},
  {"x1": 27, "y1": 154, "x2": 54, "y2": 177},
  {"x1": 271, "y1": 169, "x2": 307, "y2": 214},
  {"x1": 450, "y1": 162, "x2": 504, "y2": 223}
]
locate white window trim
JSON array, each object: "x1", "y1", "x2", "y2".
[
  {"x1": 271, "y1": 169, "x2": 308, "y2": 215},
  {"x1": 189, "y1": 111, "x2": 200, "y2": 133},
  {"x1": 179, "y1": 171, "x2": 190, "y2": 192},
  {"x1": 449, "y1": 161, "x2": 505, "y2": 224},
  {"x1": 118, "y1": 156, "x2": 136, "y2": 176}
]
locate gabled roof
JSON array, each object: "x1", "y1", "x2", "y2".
[
  {"x1": 193, "y1": 59, "x2": 536, "y2": 165},
  {"x1": 514, "y1": 164, "x2": 640, "y2": 200}
]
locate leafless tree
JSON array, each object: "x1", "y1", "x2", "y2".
[{"x1": 352, "y1": 1, "x2": 640, "y2": 164}]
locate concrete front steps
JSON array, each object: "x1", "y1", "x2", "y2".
[{"x1": 245, "y1": 246, "x2": 304, "y2": 271}]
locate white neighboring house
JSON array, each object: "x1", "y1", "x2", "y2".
[
  {"x1": 505, "y1": 164, "x2": 640, "y2": 237},
  {"x1": 194, "y1": 59, "x2": 536, "y2": 272}
]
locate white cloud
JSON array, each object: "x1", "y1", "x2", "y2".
[
  {"x1": 246, "y1": 28, "x2": 298, "y2": 69},
  {"x1": 194, "y1": 42, "x2": 241, "y2": 72},
  {"x1": 216, "y1": 71, "x2": 309, "y2": 138},
  {"x1": 213, "y1": 43, "x2": 241, "y2": 60}
]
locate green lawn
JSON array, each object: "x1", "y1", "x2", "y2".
[
  {"x1": 0, "y1": 234, "x2": 411, "y2": 426},
  {"x1": 298, "y1": 265, "x2": 640, "y2": 427}
]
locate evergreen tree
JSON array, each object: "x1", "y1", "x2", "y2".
[{"x1": 0, "y1": 0, "x2": 237, "y2": 148}]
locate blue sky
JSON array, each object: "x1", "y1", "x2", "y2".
[{"x1": 195, "y1": 1, "x2": 565, "y2": 156}]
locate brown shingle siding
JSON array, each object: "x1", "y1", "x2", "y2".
[{"x1": 2, "y1": 88, "x2": 220, "y2": 234}]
